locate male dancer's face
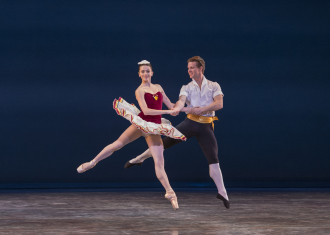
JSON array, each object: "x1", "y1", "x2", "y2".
[{"x1": 187, "y1": 62, "x2": 203, "y2": 80}]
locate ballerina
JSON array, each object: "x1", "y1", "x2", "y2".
[{"x1": 77, "y1": 60, "x2": 186, "y2": 210}]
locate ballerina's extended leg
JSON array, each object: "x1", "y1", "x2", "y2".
[{"x1": 77, "y1": 125, "x2": 142, "y2": 173}]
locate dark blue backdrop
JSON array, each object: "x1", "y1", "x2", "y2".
[{"x1": 1, "y1": 0, "x2": 330, "y2": 188}]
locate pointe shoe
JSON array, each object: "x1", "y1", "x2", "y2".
[
  {"x1": 124, "y1": 160, "x2": 142, "y2": 169},
  {"x1": 77, "y1": 160, "x2": 97, "y2": 173},
  {"x1": 217, "y1": 193, "x2": 230, "y2": 209},
  {"x1": 165, "y1": 191, "x2": 179, "y2": 210}
]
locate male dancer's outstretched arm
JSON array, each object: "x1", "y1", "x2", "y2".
[{"x1": 169, "y1": 95, "x2": 186, "y2": 116}]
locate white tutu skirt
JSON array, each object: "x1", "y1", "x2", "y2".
[{"x1": 113, "y1": 97, "x2": 186, "y2": 141}]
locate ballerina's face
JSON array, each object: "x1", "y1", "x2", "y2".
[{"x1": 139, "y1": 65, "x2": 153, "y2": 82}]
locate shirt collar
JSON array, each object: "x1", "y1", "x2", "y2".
[{"x1": 192, "y1": 75, "x2": 207, "y2": 88}]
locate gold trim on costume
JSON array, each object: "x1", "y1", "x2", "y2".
[
  {"x1": 187, "y1": 114, "x2": 218, "y2": 130},
  {"x1": 113, "y1": 97, "x2": 187, "y2": 141}
]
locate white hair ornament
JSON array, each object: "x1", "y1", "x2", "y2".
[{"x1": 138, "y1": 60, "x2": 151, "y2": 65}]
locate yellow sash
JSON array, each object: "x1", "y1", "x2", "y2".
[{"x1": 187, "y1": 114, "x2": 218, "y2": 130}]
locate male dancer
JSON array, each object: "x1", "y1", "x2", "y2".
[{"x1": 124, "y1": 56, "x2": 230, "y2": 208}]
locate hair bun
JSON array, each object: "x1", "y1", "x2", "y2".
[{"x1": 138, "y1": 60, "x2": 151, "y2": 65}]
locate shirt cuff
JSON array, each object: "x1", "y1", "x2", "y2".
[
  {"x1": 213, "y1": 91, "x2": 224, "y2": 97},
  {"x1": 179, "y1": 91, "x2": 188, "y2": 97}
]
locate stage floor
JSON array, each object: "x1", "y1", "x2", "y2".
[{"x1": 0, "y1": 190, "x2": 329, "y2": 234}]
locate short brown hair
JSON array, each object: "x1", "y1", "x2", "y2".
[{"x1": 187, "y1": 56, "x2": 205, "y2": 73}]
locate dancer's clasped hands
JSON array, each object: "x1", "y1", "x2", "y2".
[
  {"x1": 169, "y1": 107, "x2": 181, "y2": 116},
  {"x1": 169, "y1": 106, "x2": 208, "y2": 116}
]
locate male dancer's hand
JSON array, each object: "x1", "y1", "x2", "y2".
[
  {"x1": 170, "y1": 107, "x2": 180, "y2": 116},
  {"x1": 191, "y1": 107, "x2": 206, "y2": 115}
]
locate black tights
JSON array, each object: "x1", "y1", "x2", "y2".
[{"x1": 163, "y1": 118, "x2": 219, "y2": 164}]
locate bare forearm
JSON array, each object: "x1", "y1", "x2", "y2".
[
  {"x1": 185, "y1": 101, "x2": 222, "y2": 116},
  {"x1": 202, "y1": 101, "x2": 223, "y2": 112},
  {"x1": 181, "y1": 107, "x2": 191, "y2": 112},
  {"x1": 166, "y1": 102, "x2": 175, "y2": 109},
  {"x1": 143, "y1": 108, "x2": 171, "y2": 115},
  {"x1": 173, "y1": 100, "x2": 185, "y2": 111}
]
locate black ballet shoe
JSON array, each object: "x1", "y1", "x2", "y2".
[
  {"x1": 124, "y1": 161, "x2": 143, "y2": 169},
  {"x1": 217, "y1": 193, "x2": 230, "y2": 209}
]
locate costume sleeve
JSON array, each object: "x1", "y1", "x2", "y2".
[
  {"x1": 213, "y1": 82, "x2": 224, "y2": 97},
  {"x1": 179, "y1": 85, "x2": 188, "y2": 98}
]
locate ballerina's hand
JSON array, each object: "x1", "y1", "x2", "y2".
[
  {"x1": 170, "y1": 107, "x2": 180, "y2": 116},
  {"x1": 167, "y1": 109, "x2": 177, "y2": 116}
]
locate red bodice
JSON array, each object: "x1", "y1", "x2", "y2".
[{"x1": 138, "y1": 91, "x2": 163, "y2": 124}]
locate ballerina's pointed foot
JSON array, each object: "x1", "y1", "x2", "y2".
[
  {"x1": 77, "y1": 160, "x2": 97, "y2": 173},
  {"x1": 165, "y1": 191, "x2": 179, "y2": 210}
]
